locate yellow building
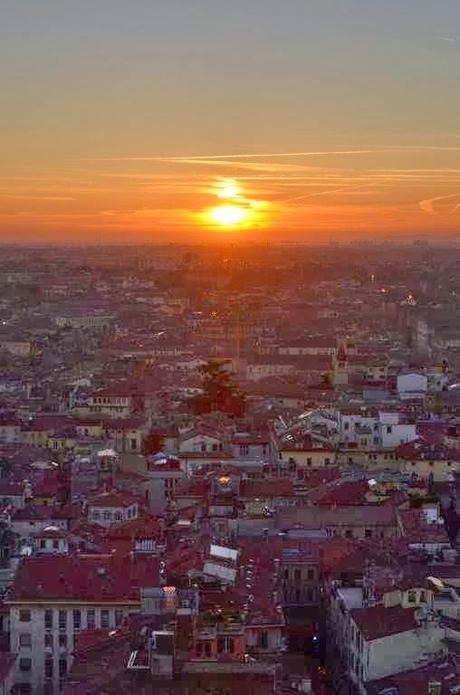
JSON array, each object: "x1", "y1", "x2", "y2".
[
  {"x1": 396, "y1": 441, "x2": 458, "y2": 482},
  {"x1": 279, "y1": 447, "x2": 336, "y2": 468}
]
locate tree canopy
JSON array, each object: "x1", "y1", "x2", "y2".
[{"x1": 189, "y1": 359, "x2": 246, "y2": 417}]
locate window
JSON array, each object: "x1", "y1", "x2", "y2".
[
  {"x1": 73, "y1": 609, "x2": 81, "y2": 630},
  {"x1": 59, "y1": 610, "x2": 67, "y2": 630},
  {"x1": 131, "y1": 438, "x2": 137, "y2": 451},
  {"x1": 45, "y1": 657, "x2": 53, "y2": 679},
  {"x1": 200, "y1": 443, "x2": 206, "y2": 453},
  {"x1": 307, "y1": 569, "x2": 314, "y2": 580},
  {"x1": 58, "y1": 633, "x2": 67, "y2": 649},
  {"x1": 365, "y1": 529, "x2": 373, "y2": 539},
  {"x1": 429, "y1": 461, "x2": 434, "y2": 468},
  {"x1": 114, "y1": 511, "x2": 122, "y2": 521},
  {"x1": 408, "y1": 590, "x2": 416, "y2": 604},
  {"x1": 345, "y1": 529, "x2": 353, "y2": 538},
  {"x1": 100, "y1": 609, "x2": 110, "y2": 628},
  {"x1": 115, "y1": 609, "x2": 123, "y2": 626},
  {"x1": 257, "y1": 630, "x2": 268, "y2": 649},
  {"x1": 87, "y1": 609, "x2": 95, "y2": 629},
  {"x1": 19, "y1": 610, "x2": 31, "y2": 622},
  {"x1": 19, "y1": 658, "x2": 32, "y2": 672},
  {"x1": 19, "y1": 634, "x2": 32, "y2": 648},
  {"x1": 53, "y1": 540, "x2": 59, "y2": 549},
  {"x1": 344, "y1": 422, "x2": 349, "y2": 431},
  {"x1": 40, "y1": 539, "x2": 46, "y2": 549},
  {"x1": 217, "y1": 637, "x2": 234, "y2": 654},
  {"x1": 420, "y1": 591, "x2": 426, "y2": 603},
  {"x1": 59, "y1": 658, "x2": 67, "y2": 677},
  {"x1": 44, "y1": 633, "x2": 53, "y2": 649},
  {"x1": 306, "y1": 457, "x2": 312, "y2": 467},
  {"x1": 239, "y1": 444, "x2": 249, "y2": 456},
  {"x1": 44, "y1": 609, "x2": 53, "y2": 629},
  {"x1": 103, "y1": 510, "x2": 112, "y2": 520},
  {"x1": 16, "y1": 685, "x2": 31, "y2": 695},
  {"x1": 386, "y1": 425, "x2": 392, "y2": 434},
  {"x1": 325, "y1": 458, "x2": 330, "y2": 466},
  {"x1": 294, "y1": 568, "x2": 301, "y2": 582}
]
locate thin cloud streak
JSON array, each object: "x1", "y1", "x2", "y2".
[
  {"x1": 418, "y1": 193, "x2": 460, "y2": 215},
  {"x1": 79, "y1": 145, "x2": 460, "y2": 163}
]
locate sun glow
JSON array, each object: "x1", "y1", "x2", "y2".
[
  {"x1": 199, "y1": 177, "x2": 269, "y2": 231},
  {"x1": 208, "y1": 204, "x2": 249, "y2": 226},
  {"x1": 216, "y1": 179, "x2": 240, "y2": 199}
]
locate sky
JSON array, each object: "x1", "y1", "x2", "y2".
[{"x1": 1, "y1": 0, "x2": 460, "y2": 244}]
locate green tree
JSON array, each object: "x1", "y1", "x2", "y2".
[{"x1": 190, "y1": 360, "x2": 245, "y2": 417}]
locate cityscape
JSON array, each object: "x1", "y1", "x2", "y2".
[
  {"x1": 1, "y1": 1, "x2": 460, "y2": 693},
  {"x1": 0, "y1": 242, "x2": 458, "y2": 693}
]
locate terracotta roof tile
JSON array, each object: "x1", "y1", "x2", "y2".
[
  {"x1": 6, "y1": 553, "x2": 159, "y2": 603},
  {"x1": 351, "y1": 605, "x2": 417, "y2": 640}
]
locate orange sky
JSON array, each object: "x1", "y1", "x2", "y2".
[{"x1": 1, "y1": 1, "x2": 460, "y2": 243}]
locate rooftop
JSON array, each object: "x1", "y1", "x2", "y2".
[
  {"x1": 350, "y1": 605, "x2": 418, "y2": 640},
  {"x1": 6, "y1": 553, "x2": 160, "y2": 603}
]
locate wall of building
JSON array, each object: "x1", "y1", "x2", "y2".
[{"x1": 9, "y1": 603, "x2": 134, "y2": 694}]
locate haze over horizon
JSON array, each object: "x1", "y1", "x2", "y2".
[{"x1": 2, "y1": 0, "x2": 460, "y2": 243}]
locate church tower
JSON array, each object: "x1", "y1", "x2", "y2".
[{"x1": 332, "y1": 340, "x2": 349, "y2": 386}]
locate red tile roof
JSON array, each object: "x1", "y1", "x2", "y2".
[
  {"x1": 103, "y1": 417, "x2": 145, "y2": 430},
  {"x1": 297, "y1": 467, "x2": 341, "y2": 487},
  {"x1": 351, "y1": 605, "x2": 417, "y2": 640},
  {"x1": 88, "y1": 489, "x2": 141, "y2": 509},
  {"x1": 313, "y1": 480, "x2": 370, "y2": 506},
  {"x1": 0, "y1": 481, "x2": 23, "y2": 497},
  {"x1": 239, "y1": 478, "x2": 294, "y2": 498},
  {"x1": 367, "y1": 655, "x2": 460, "y2": 695},
  {"x1": 107, "y1": 513, "x2": 163, "y2": 543},
  {"x1": 6, "y1": 553, "x2": 159, "y2": 603},
  {"x1": 398, "y1": 508, "x2": 451, "y2": 544},
  {"x1": 33, "y1": 526, "x2": 68, "y2": 539}
]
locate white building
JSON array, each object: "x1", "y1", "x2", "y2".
[
  {"x1": 397, "y1": 373, "x2": 428, "y2": 400},
  {"x1": 338, "y1": 410, "x2": 417, "y2": 448},
  {"x1": 328, "y1": 582, "x2": 447, "y2": 693},
  {"x1": 87, "y1": 489, "x2": 140, "y2": 527},
  {"x1": 5, "y1": 553, "x2": 160, "y2": 695}
]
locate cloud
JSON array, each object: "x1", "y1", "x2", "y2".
[
  {"x1": 0, "y1": 194, "x2": 76, "y2": 201},
  {"x1": 79, "y1": 144, "x2": 460, "y2": 164},
  {"x1": 79, "y1": 149, "x2": 391, "y2": 162},
  {"x1": 418, "y1": 193, "x2": 460, "y2": 215}
]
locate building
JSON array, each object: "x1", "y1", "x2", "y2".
[
  {"x1": 5, "y1": 553, "x2": 160, "y2": 695},
  {"x1": 86, "y1": 490, "x2": 141, "y2": 527}
]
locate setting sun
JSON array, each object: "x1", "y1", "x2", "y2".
[{"x1": 209, "y1": 204, "x2": 249, "y2": 227}]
